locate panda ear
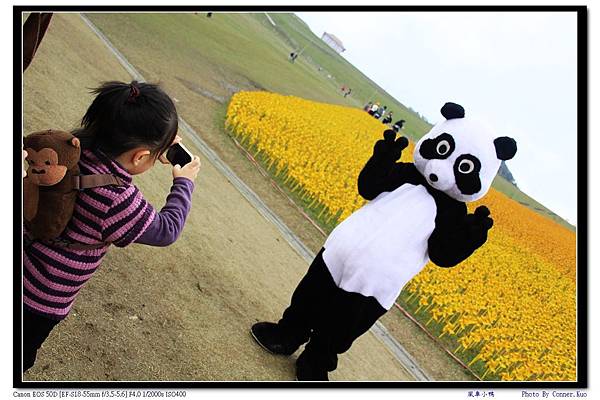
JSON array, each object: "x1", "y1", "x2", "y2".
[
  {"x1": 494, "y1": 137, "x2": 517, "y2": 160},
  {"x1": 441, "y1": 102, "x2": 465, "y2": 120}
]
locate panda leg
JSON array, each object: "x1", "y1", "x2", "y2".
[
  {"x1": 297, "y1": 289, "x2": 386, "y2": 380},
  {"x1": 277, "y1": 248, "x2": 338, "y2": 344},
  {"x1": 331, "y1": 292, "x2": 386, "y2": 355},
  {"x1": 251, "y1": 248, "x2": 336, "y2": 356}
]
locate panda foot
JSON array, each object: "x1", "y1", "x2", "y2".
[
  {"x1": 295, "y1": 352, "x2": 329, "y2": 381},
  {"x1": 250, "y1": 322, "x2": 299, "y2": 356}
]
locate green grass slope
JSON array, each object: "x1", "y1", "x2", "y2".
[{"x1": 253, "y1": 13, "x2": 432, "y2": 142}]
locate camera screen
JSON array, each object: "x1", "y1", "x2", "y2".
[{"x1": 165, "y1": 144, "x2": 192, "y2": 166}]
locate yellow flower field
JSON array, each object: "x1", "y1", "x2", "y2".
[{"x1": 225, "y1": 91, "x2": 577, "y2": 381}]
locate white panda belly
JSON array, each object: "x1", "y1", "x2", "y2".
[{"x1": 322, "y1": 184, "x2": 437, "y2": 310}]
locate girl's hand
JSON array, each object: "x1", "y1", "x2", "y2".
[
  {"x1": 173, "y1": 156, "x2": 201, "y2": 182},
  {"x1": 159, "y1": 135, "x2": 183, "y2": 165}
]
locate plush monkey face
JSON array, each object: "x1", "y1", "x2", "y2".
[
  {"x1": 24, "y1": 147, "x2": 67, "y2": 185},
  {"x1": 24, "y1": 130, "x2": 80, "y2": 187}
]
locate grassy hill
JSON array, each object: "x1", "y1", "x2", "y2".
[
  {"x1": 85, "y1": 12, "x2": 573, "y2": 231},
  {"x1": 253, "y1": 13, "x2": 433, "y2": 142}
]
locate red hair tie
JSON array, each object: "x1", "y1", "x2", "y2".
[{"x1": 127, "y1": 82, "x2": 140, "y2": 103}]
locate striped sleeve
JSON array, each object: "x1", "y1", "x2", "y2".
[{"x1": 101, "y1": 185, "x2": 157, "y2": 248}]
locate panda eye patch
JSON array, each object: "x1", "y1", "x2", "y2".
[
  {"x1": 419, "y1": 133, "x2": 455, "y2": 160},
  {"x1": 453, "y1": 154, "x2": 482, "y2": 195},
  {"x1": 453, "y1": 154, "x2": 481, "y2": 175}
]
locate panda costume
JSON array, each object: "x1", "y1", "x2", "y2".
[{"x1": 251, "y1": 102, "x2": 517, "y2": 381}]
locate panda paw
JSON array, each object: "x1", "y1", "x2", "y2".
[
  {"x1": 373, "y1": 130, "x2": 409, "y2": 161},
  {"x1": 473, "y1": 206, "x2": 494, "y2": 229},
  {"x1": 465, "y1": 206, "x2": 494, "y2": 246}
]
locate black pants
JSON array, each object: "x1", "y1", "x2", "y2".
[
  {"x1": 278, "y1": 248, "x2": 386, "y2": 372},
  {"x1": 23, "y1": 308, "x2": 60, "y2": 372}
]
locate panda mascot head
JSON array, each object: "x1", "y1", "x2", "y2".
[{"x1": 413, "y1": 102, "x2": 517, "y2": 202}]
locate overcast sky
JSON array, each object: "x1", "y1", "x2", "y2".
[{"x1": 297, "y1": 11, "x2": 578, "y2": 225}]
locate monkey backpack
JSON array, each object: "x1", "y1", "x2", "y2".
[{"x1": 23, "y1": 130, "x2": 124, "y2": 244}]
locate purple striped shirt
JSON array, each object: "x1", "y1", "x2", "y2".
[{"x1": 23, "y1": 149, "x2": 193, "y2": 320}]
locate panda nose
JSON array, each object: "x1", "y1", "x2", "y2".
[{"x1": 429, "y1": 173, "x2": 438, "y2": 182}]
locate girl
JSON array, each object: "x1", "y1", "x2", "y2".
[{"x1": 22, "y1": 81, "x2": 201, "y2": 372}]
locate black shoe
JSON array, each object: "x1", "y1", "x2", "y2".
[
  {"x1": 250, "y1": 322, "x2": 299, "y2": 356},
  {"x1": 295, "y1": 351, "x2": 329, "y2": 381}
]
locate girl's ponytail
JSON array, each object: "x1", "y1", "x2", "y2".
[
  {"x1": 127, "y1": 81, "x2": 141, "y2": 103},
  {"x1": 72, "y1": 81, "x2": 178, "y2": 158}
]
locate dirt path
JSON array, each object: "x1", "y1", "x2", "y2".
[{"x1": 22, "y1": 13, "x2": 414, "y2": 382}]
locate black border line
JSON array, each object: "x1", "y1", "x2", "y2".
[
  {"x1": 14, "y1": 5, "x2": 587, "y2": 12},
  {"x1": 14, "y1": 5, "x2": 23, "y2": 389},
  {"x1": 14, "y1": 4, "x2": 588, "y2": 390},
  {"x1": 576, "y1": 5, "x2": 588, "y2": 389}
]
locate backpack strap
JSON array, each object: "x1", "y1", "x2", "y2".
[
  {"x1": 72, "y1": 174, "x2": 125, "y2": 190},
  {"x1": 23, "y1": 174, "x2": 125, "y2": 250},
  {"x1": 24, "y1": 232, "x2": 108, "y2": 251}
]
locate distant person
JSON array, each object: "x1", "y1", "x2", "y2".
[
  {"x1": 392, "y1": 119, "x2": 406, "y2": 132},
  {"x1": 364, "y1": 102, "x2": 373, "y2": 112},
  {"x1": 289, "y1": 52, "x2": 298, "y2": 62},
  {"x1": 206, "y1": 12, "x2": 213, "y2": 18},
  {"x1": 344, "y1": 88, "x2": 352, "y2": 98},
  {"x1": 382, "y1": 111, "x2": 393, "y2": 125},
  {"x1": 368, "y1": 102, "x2": 379, "y2": 116},
  {"x1": 374, "y1": 105, "x2": 387, "y2": 119},
  {"x1": 22, "y1": 81, "x2": 201, "y2": 373}
]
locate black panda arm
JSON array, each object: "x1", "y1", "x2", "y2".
[
  {"x1": 358, "y1": 132, "x2": 423, "y2": 200},
  {"x1": 357, "y1": 158, "x2": 421, "y2": 200},
  {"x1": 428, "y1": 202, "x2": 493, "y2": 268}
]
